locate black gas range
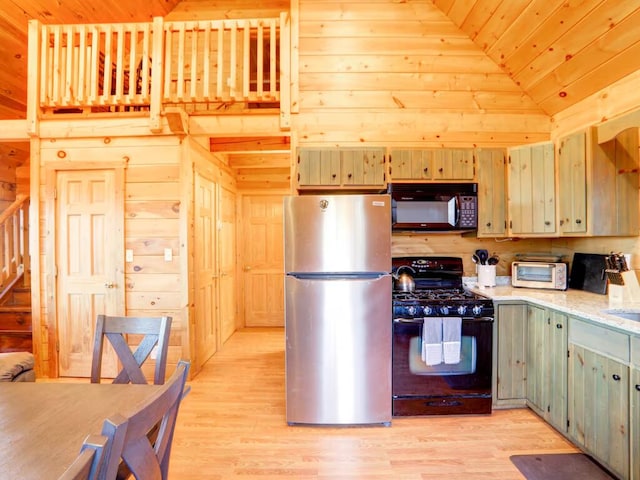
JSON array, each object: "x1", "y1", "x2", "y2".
[
  {"x1": 391, "y1": 256, "x2": 494, "y2": 319},
  {"x1": 391, "y1": 256, "x2": 494, "y2": 416}
]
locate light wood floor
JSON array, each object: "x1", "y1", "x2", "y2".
[{"x1": 169, "y1": 327, "x2": 579, "y2": 479}]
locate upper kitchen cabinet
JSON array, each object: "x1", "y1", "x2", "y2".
[
  {"x1": 591, "y1": 127, "x2": 639, "y2": 236},
  {"x1": 557, "y1": 127, "x2": 639, "y2": 237},
  {"x1": 557, "y1": 131, "x2": 587, "y2": 235},
  {"x1": 297, "y1": 147, "x2": 386, "y2": 190},
  {"x1": 389, "y1": 149, "x2": 474, "y2": 182},
  {"x1": 507, "y1": 142, "x2": 556, "y2": 236},
  {"x1": 476, "y1": 148, "x2": 507, "y2": 238}
]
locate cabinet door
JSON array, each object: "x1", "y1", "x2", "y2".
[
  {"x1": 632, "y1": 366, "x2": 640, "y2": 480},
  {"x1": 432, "y1": 148, "x2": 474, "y2": 180},
  {"x1": 476, "y1": 148, "x2": 506, "y2": 237},
  {"x1": 297, "y1": 149, "x2": 340, "y2": 186},
  {"x1": 569, "y1": 344, "x2": 629, "y2": 479},
  {"x1": 341, "y1": 148, "x2": 386, "y2": 186},
  {"x1": 547, "y1": 310, "x2": 568, "y2": 431},
  {"x1": 558, "y1": 131, "x2": 587, "y2": 234},
  {"x1": 508, "y1": 142, "x2": 556, "y2": 235},
  {"x1": 389, "y1": 149, "x2": 432, "y2": 180},
  {"x1": 526, "y1": 305, "x2": 546, "y2": 413},
  {"x1": 495, "y1": 303, "x2": 527, "y2": 403}
]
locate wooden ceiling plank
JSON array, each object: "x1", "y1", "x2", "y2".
[
  {"x1": 526, "y1": 7, "x2": 640, "y2": 103},
  {"x1": 512, "y1": 0, "x2": 637, "y2": 88},
  {"x1": 432, "y1": 0, "x2": 456, "y2": 16},
  {"x1": 485, "y1": 0, "x2": 565, "y2": 64},
  {"x1": 538, "y1": 41, "x2": 640, "y2": 115},
  {"x1": 447, "y1": 0, "x2": 481, "y2": 28},
  {"x1": 298, "y1": 2, "x2": 445, "y2": 22},
  {"x1": 473, "y1": 0, "x2": 530, "y2": 51},
  {"x1": 505, "y1": 0, "x2": 604, "y2": 77},
  {"x1": 459, "y1": 0, "x2": 503, "y2": 41},
  {"x1": 300, "y1": 37, "x2": 484, "y2": 56},
  {"x1": 229, "y1": 154, "x2": 291, "y2": 169},
  {"x1": 210, "y1": 136, "x2": 290, "y2": 152}
]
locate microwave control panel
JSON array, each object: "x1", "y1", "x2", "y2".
[{"x1": 459, "y1": 196, "x2": 477, "y2": 228}]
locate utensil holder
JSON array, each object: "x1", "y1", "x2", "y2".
[
  {"x1": 477, "y1": 265, "x2": 496, "y2": 288},
  {"x1": 608, "y1": 270, "x2": 640, "y2": 305}
]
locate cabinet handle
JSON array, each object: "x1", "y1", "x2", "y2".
[
  {"x1": 486, "y1": 222, "x2": 491, "y2": 227},
  {"x1": 438, "y1": 168, "x2": 443, "y2": 173},
  {"x1": 559, "y1": 219, "x2": 564, "y2": 225},
  {"x1": 575, "y1": 219, "x2": 582, "y2": 224},
  {"x1": 423, "y1": 167, "x2": 428, "y2": 173},
  {"x1": 556, "y1": 323, "x2": 562, "y2": 329},
  {"x1": 612, "y1": 374, "x2": 621, "y2": 381},
  {"x1": 545, "y1": 221, "x2": 551, "y2": 226},
  {"x1": 636, "y1": 384, "x2": 640, "y2": 391},
  {"x1": 332, "y1": 174, "x2": 336, "y2": 178}
]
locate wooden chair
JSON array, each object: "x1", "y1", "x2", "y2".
[
  {"x1": 58, "y1": 434, "x2": 108, "y2": 480},
  {"x1": 91, "y1": 315, "x2": 172, "y2": 385},
  {"x1": 99, "y1": 361, "x2": 191, "y2": 480}
]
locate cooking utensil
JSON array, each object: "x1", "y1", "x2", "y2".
[
  {"x1": 471, "y1": 254, "x2": 480, "y2": 265},
  {"x1": 487, "y1": 256, "x2": 499, "y2": 265},
  {"x1": 475, "y1": 249, "x2": 488, "y2": 265}
]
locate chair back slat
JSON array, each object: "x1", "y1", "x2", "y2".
[
  {"x1": 101, "y1": 361, "x2": 190, "y2": 480},
  {"x1": 91, "y1": 315, "x2": 172, "y2": 385},
  {"x1": 58, "y1": 434, "x2": 108, "y2": 480}
]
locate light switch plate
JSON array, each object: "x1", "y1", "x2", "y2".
[
  {"x1": 125, "y1": 249, "x2": 133, "y2": 262},
  {"x1": 164, "y1": 248, "x2": 172, "y2": 261}
]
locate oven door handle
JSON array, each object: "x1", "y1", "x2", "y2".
[{"x1": 393, "y1": 317, "x2": 426, "y2": 324}]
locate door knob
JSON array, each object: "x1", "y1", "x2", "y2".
[
  {"x1": 104, "y1": 282, "x2": 115, "y2": 289},
  {"x1": 243, "y1": 266, "x2": 251, "y2": 271}
]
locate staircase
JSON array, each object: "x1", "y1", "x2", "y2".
[
  {"x1": 0, "y1": 195, "x2": 31, "y2": 353},
  {"x1": 0, "y1": 282, "x2": 32, "y2": 352}
]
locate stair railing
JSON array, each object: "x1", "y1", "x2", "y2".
[{"x1": 0, "y1": 195, "x2": 30, "y2": 301}]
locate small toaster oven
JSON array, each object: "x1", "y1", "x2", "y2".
[{"x1": 511, "y1": 261, "x2": 568, "y2": 290}]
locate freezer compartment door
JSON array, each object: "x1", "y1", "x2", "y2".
[
  {"x1": 285, "y1": 274, "x2": 392, "y2": 425},
  {"x1": 284, "y1": 194, "x2": 391, "y2": 274}
]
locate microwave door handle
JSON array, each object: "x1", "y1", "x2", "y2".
[{"x1": 449, "y1": 196, "x2": 458, "y2": 227}]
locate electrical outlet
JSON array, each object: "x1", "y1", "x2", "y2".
[
  {"x1": 164, "y1": 248, "x2": 172, "y2": 261},
  {"x1": 125, "y1": 249, "x2": 133, "y2": 262}
]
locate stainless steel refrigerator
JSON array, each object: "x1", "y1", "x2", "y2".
[{"x1": 284, "y1": 194, "x2": 392, "y2": 426}]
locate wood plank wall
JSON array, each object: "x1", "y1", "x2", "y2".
[
  {"x1": 551, "y1": 71, "x2": 640, "y2": 270},
  {"x1": 36, "y1": 135, "x2": 185, "y2": 376},
  {"x1": 297, "y1": 0, "x2": 550, "y2": 148}
]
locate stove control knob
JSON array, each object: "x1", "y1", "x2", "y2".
[
  {"x1": 407, "y1": 306, "x2": 418, "y2": 316},
  {"x1": 457, "y1": 305, "x2": 467, "y2": 316},
  {"x1": 472, "y1": 305, "x2": 483, "y2": 316},
  {"x1": 422, "y1": 305, "x2": 433, "y2": 316},
  {"x1": 440, "y1": 306, "x2": 450, "y2": 315}
]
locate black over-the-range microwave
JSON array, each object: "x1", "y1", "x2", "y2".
[{"x1": 388, "y1": 182, "x2": 478, "y2": 231}]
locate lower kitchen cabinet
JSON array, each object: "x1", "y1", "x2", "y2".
[
  {"x1": 527, "y1": 306, "x2": 567, "y2": 432},
  {"x1": 494, "y1": 303, "x2": 527, "y2": 407},
  {"x1": 632, "y1": 366, "x2": 640, "y2": 480},
  {"x1": 569, "y1": 318, "x2": 630, "y2": 480}
]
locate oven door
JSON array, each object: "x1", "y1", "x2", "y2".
[{"x1": 392, "y1": 316, "x2": 493, "y2": 416}]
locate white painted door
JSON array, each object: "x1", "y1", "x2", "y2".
[
  {"x1": 241, "y1": 195, "x2": 284, "y2": 327},
  {"x1": 56, "y1": 169, "x2": 123, "y2": 377},
  {"x1": 194, "y1": 172, "x2": 219, "y2": 370}
]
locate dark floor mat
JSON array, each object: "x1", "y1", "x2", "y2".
[{"x1": 510, "y1": 453, "x2": 616, "y2": 480}]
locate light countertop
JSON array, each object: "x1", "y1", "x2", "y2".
[{"x1": 464, "y1": 276, "x2": 640, "y2": 336}]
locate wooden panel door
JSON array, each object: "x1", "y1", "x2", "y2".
[
  {"x1": 557, "y1": 131, "x2": 587, "y2": 234},
  {"x1": 632, "y1": 366, "x2": 640, "y2": 480},
  {"x1": 569, "y1": 344, "x2": 629, "y2": 479},
  {"x1": 56, "y1": 169, "x2": 123, "y2": 378},
  {"x1": 526, "y1": 304, "x2": 546, "y2": 413},
  {"x1": 495, "y1": 303, "x2": 527, "y2": 403},
  {"x1": 219, "y1": 185, "x2": 237, "y2": 344},
  {"x1": 297, "y1": 149, "x2": 340, "y2": 186},
  {"x1": 194, "y1": 172, "x2": 219, "y2": 370},
  {"x1": 241, "y1": 195, "x2": 284, "y2": 327},
  {"x1": 476, "y1": 148, "x2": 506, "y2": 237},
  {"x1": 547, "y1": 310, "x2": 568, "y2": 432},
  {"x1": 432, "y1": 148, "x2": 474, "y2": 180},
  {"x1": 389, "y1": 149, "x2": 432, "y2": 180}
]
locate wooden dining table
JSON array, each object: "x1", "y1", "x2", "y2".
[{"x1": 0, "y1": 381, "x2": 161, "y2": 479}]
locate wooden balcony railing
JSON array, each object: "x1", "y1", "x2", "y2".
[
  {"x1": 27, "y1": 14, "x2": 291, "y2": 131},
  {"x1": 0, "y1": 195, "x2": 29, "y2": 300}
]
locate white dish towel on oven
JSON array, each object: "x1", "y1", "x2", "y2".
[
  {"x1": 442, "y1": 317, "x2": 462, "y2": 364},
  {"x1": 422, "y1": 317, "x2": 443, "y2": 366}
]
